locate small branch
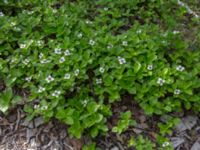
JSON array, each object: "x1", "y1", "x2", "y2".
[
  {"x1": 177, "y1": 0, "x2": 199, "y2": 18},
  {"x1": 14, "y1": 108, "x2": 21, "y2": 131}
]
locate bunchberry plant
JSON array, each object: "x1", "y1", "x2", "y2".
[
  {"x1": 0, "y1": 0, "x2": 199, "y2": 144},
  {"x1": 112, "y1": 111, "x2": 136, "y2": 134},
  {"x1": 128, "y1": 135, "x2": 155, "y2": 150}
]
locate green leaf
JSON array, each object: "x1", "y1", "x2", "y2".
[
  {"x1": 112, "y1": 127, "x2": 118, "y2": 133},
  {"x1": 69, "y1": 121, "x2": 82, "y2": 139},
  {"x1": 90, "y1": 127, "x2": 99, "y2": 138},
  {"x1": 5, "y1": 77, "x2": 17, "y2": 87},
  {"x1": 0, "y1": 102, "x2": 9, "y2": 113},
  {"x1": 83, "y1": 114, "x2": 103, "y2": 128},
  {"x1": 104, "y1": 75, "x2": 113, "y2": 86},
  {"x1": 0, "y1": 88, "x2": 13, "y2": 113},
  {"x1": 56, "y1": 107, "x2": 74, "y2": 125},
  {"x1": 87, "y1": 102, "x2": 99, "y2": 113},
  {"x1": 24, "y1": 105, "x2": 34, "y2": 113},
  {"x1": 3, "y1": 88, "x2": 13, "y2": 101},
  {"x1": 12, "y1": 96, "x2": 22, "y2": 105},
  {"x1": 164, "y1": 106, "x2": 172, "y2": 112},
  {"x1": 134, "y1": 61, "x2": 141, "y2": 73},
  {"x1": 64, "y1": 116, "x2": 74, "y2": 125},
  {"x1": 184, "y1": 89, "x2": 193, "y2": 95},
  {"x1": 82, "y1": 143, "x2": 96, "y2": 150},
  {"x1": 112, "y1": 111, "x2": 134, "y2": 134}
]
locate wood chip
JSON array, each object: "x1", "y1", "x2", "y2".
[
  {"x1": 176, "y1": 116, "x2": 198, "y2": 132},
  {"x1": 34, "y1": 117, "x2": 44, "y2": 128},
  {"x1": 170, "y1": 137, "x2": 185, "y2": 148},
  {"x1": 110, "y1": 146, "x2": 119, "y2": 150},
  {"x1": 191, "y1": 141, "x2": 200, "y2": 150}
]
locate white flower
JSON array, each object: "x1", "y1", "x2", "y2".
[
  {"x1": 13, "y1": 27, "x2": 21, "y2": 31},
  {"x1": 118, "y1": 56, "x2": 126, "y2": 65},
  {"x1": 4, "y1": 0, "x2": 8, "y2": 4},
  {"x1": 157, "y1": 78, "x2": 165, "y2": 86},
  {"x1": 147, "y1": 64, "x2": 153, "y2": 70},
  {"x1": 64, "y1": 73, "x2": 71, "y2": 79},
  {"x1": 176, "y1": 65, "x2": 185, "y2": 72},
  {"x1": 29, "y1": 39, "x2": 34, "y2": 44},
  {"x1": 77, "y1": 33, "x2": 83, "y2": 38},
  {"x1": 174, "y1": 89, "x2": 181, "y2": 95},
  {"x1": 163, "y1": 33, "x2": 168, "y2": 37},
  {"x1": 37, "y1": 40, "x2": 44, "y2": 46},
  {"x1": 194, "y1": 14, "x2": 199, "y2": 18},
  {"x1": 52, "y1": 9, "x2": 57, "y2": 13},
  {"x1": 52, "y1": 90, "x2": 61, "y2": 97},
  {"x1": 27, "y1": 11, "x2": 34, "y2": 15},
  {"x1": 11, "y1": 58, "x2": 17, "y2": 63},
  {"x1": 74, "y1": 69, "x2": 80, "y2": 76},
  {"x1": 82, "y1": 99, "x2": 88, "y2": 107},
  {"x1": 25, "y1": 76, "x2": 32, "y2": 82},
  {"x1": 96, "y1": 78, "x2": 102, "y2": 84},
  {"x1": 38, "y1": 86, "x2": 45, "y2": 93},
  {"x1": 23, "y1": 59, "x2": 30, "y2": 65},
  {"x1": 162, "y1": 142, "x2": 170, "y2": 147},
  {"x1": 0, "y1": 12, "x2": 4, "y2": 17},
  {"x1": 86, "y1": 20, "x2": 92, "y2": 24},
  {"x1": 89, "y1": 39, "x2": 95, "y2": 46},
  {"x1": 10, "y1": 22, "x2": 16, "y2": 27},
  {"x1": 46, "y1": 75, "x2": 54, "y2": 83},
  {"x1": 122, "y1": 41, "x2": 128, "y2": 46},
  {"x1": 59, "y1": 57, "x2": 65, "y2": 63},
  {"x1": 34, "y1": 104, "x2": 39, "y2": 109},
  {"x1": 107, "y1": 44, "x2": 113, "y2": 49},
  {"x1": 20, "y1": 44, "x2": 26, "y2": 49},
  {"x1": 173, "y1": 30, "x2": 180, "y2": 34},
  {"x1": 64, "y1": 49, "x2": 71, "y2": 56},
  {"x1": 99, "y1": 67, "x2": 105, "y2": 73},
  {"x1": 40, "y1": 59, "x2": 50, "y2": 64},
  {"x1": 54, "y1": 48, "x2": 62, "y2": 54},
  {"x1": 104, "y1": 7, "x2": 108, "y2": 11},
  {"x1": 41, "y1": 105, "x2": 48, "y2": 110},
  {"x1": 39, "y1": 53, "x2": 43, "y2": 59},
  {"x1": 136, "y1": 29, "x2": 142, "y2": 34}
]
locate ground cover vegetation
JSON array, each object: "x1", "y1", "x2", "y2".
[{"x1": 0, "y1": 0, "x2": 199, "y2": 149}]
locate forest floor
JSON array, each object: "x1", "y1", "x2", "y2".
[
  {"x1": 1, "y1": 102, "x2": 200, "y2": 150},
  {"x1": 0, "y1": 1, "x2": 199, "y2": 150}
]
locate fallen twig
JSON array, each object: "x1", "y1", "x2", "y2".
[
  {"x1": 177, "y1": 0, "x2": 199, "y2": 18},
  {"x1": 63, "y1": 142, "x2": 74, "y2": 150},
  {"x1": 14, "y1": 108, "x2": 21, "y2": 131}
]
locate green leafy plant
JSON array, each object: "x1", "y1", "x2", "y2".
[
  {"x1": 82, "y1": 143, "x2": 96, "y2": 150},
  {"x1": 112, "y1": 111, "x2": 136, "y2": 134},
  {"x1": 158, "y1": 116, "x2": 180, "y2": 136},
  {"x1": 128, "y1": 135, "x2": 155, "y2": 150},
  {"x1": 0, "y1": 0, "x2": 199, "y2": 145},
  {"x1": 0, "y1": 88, "x2": 21, "y2": 113},
  {"x1": 0, "y1": 88, "x2": 13, "y2": 113},
  {"x1": 156, "y1": 135, "x2": 174, "y2": 150}
]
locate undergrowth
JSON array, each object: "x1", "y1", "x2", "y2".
[{"x1": 0, "y1": 0, "x2": 199, "y2": 149}]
